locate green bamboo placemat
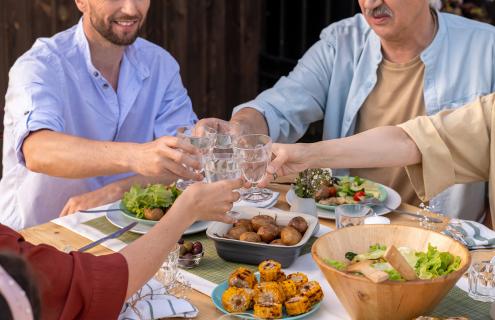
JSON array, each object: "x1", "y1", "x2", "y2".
[{"x1": 83, "y1": 217, "x2": 491, "y2": 318}]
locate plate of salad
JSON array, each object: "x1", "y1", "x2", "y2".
[{"x1": 120, "y1": 184, "x2": 182, "y2": 226}]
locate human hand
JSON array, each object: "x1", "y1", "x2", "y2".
[
  {"x1": 172, "y1": 179, "x2": 243, "y2": 224},
  {"x1": 130, "y1": 136, "x2": 203, "y2": 180},
  {"x1": 59, "y1": 186, "x2": 122, "y2": 217},
  {"x1": 258, "y1": 143, "x2": 311, "y2": 187}
]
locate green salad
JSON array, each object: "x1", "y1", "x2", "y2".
[
  {"x1": 122, "y1": 184, "x2": 181, "y2": 219},
  {"x1": 325, "y1": 243, "x2": 461, "y2": 281}
]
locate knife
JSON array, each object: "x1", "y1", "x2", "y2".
[{"x1": 77, "y1": 222, "x2": 138, "y2": 252}]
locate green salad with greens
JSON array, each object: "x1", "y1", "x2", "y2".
[
  {"x1": 122, "y1": 184, "x2": 181, "y2": 219},
  {"x1": 325, "y1": 243, "x2": 461, "y2": 281}
]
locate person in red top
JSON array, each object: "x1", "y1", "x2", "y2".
[{"x1": 0, "y1": 179, "x2": 242, "y2": 319}]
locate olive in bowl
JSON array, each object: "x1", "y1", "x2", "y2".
[{"x1": 178, "y1": 240, "x2": 204, "y2": 269}]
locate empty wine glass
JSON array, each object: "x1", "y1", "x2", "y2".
[
  {"x1": 234, "y1": 134, "x2": 273, "y2": 202},
  {"x1": 176, "y1": 125, "x2": 216, "y2": 190},
  {"x1": 203, "y1": 152, "x2": 243, "y2": 219}
]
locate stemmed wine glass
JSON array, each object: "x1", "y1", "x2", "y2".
[
  {"x1": 176, "y1": 124, "x2": 216, "y2": 190},
  {"x1": 234, "y1": 134, "x2": 273, "y2": 202}
]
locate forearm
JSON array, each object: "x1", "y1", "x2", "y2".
[
  {"x1": 231, "y1": 108, "x2": 269, "y2": 135},
  {"x1": 120, "y1": 205, "x2": 194, "y2": 299},
  {"x1": 307, "y1": 126, "x2": 421, "y2": 169},
  {"x1": 22, "y1": 130, "x2": 137, "y2": 178}
]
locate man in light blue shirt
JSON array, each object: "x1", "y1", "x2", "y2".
[
  {"x1": 1, "y1": 0, "x2": 201, "y2": 229},
  {"x1": 202, "y1": 0, "x2": 495, "y2": 222}
]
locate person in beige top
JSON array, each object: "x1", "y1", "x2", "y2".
[{"x1": 260, "y1": 92, "x2": 495, "y2": 225}]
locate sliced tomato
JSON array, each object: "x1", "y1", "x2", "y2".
[{"x1": 353, "y1": 191, "x2": 366, "y2": 202}]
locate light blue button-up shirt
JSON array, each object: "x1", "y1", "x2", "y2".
[
  {"x1": 234, "y1": 12, "x2": 495, "y2": 221},
  {"x1": 0, "y1": 20, "x2": 197, "y2": 229}
]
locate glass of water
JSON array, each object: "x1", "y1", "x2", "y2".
[
  {"x1": 468, "y1": 261, "x2": 495, "y2": 302},
  {"x1": 335, "y1": 204, "x2": 374, "y2": 229},
  {"x1": 203, "y1": 152, "x2": 242, "y2": 219},
  {"x1": 155, "y1": 243, "x2": 180, "y2": 291},
  {"x1": 176, "y1": 125, "x2": 216, "y2": 189},
  {"x1": 234, "y1": 134, "x2": 273, "y2": 203},
  {"x1": 212, "y1": 122, "x2": 241, "y2": 154}
]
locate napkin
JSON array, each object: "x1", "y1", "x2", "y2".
[
  {"x1": 235, "y1": 190, "x2": 280, "y2": 208},
  {"x1": 443, "y1": 219, "x2": 495, "y2": 250},
  {"x1": 119, "y1": 278, "x2": 198, "y2": 319}
]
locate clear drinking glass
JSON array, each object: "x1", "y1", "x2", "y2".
[
  {"x1": 176, "y1": 125, "x2": 216, "y2": 189},
  {"x1": 203, "y1": 152, "x2": 242, "y2": 219},
  {"x1": 155, "y1": 243, "x2": 180, "y2": 290},
  {"x1": 212, "y1": 122, "x2": 241, "y2": 154},
  {"x1": 468, "y1": 262, "x2": 495, "y2": 302},
  {"x1": 335, "y1": 204, "x2": 374, "y2": 229},
  {"x1": 234, "y1": 134, "x2": 273, "y2": 202}
]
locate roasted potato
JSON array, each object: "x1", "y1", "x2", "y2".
[
  {"x1": 280, "y1": 226, "x2": 302, "y2": 246},
  {"x1": 270, "y1": 239, "x2": 284, "y2": 245},
  {"x1": 288, "y1": 217, "x2": 308, "y2": 234},
  {"x1": 226, "y1": 225, "x2": 249, "y2": 240},
  {"x1": 239, "y1": 232, "x2": 262, "y2": 243},
  {"x1": 257, "y1": 224, "x2": 280, "y2": 243},
  {"x1": 251, "y1": 215, "x2": 276, "y2": 232},
  {"x1": 234, "y1": 219, "x2": 254, "y2": 232},
  {"x1": 143, "y1": 208, "x2": 165, "y2": 221}
]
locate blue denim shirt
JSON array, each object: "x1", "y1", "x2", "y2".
[
  {"x1": 0, "y1": 20, "x2": 197, "y2": 229},
  {"x1": 234, "y1": 12, "x2": 495, "y2": 220}
]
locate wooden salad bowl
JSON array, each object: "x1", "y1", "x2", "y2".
[{"x1": 311, "y1": 224, "x2": 471, "y2": 320}]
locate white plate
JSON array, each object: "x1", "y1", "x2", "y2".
[
  {"x1": 104, "y1": 202, "x2": 210, "y2": 235},
  {"x1": 286, "y1": 184, "x2": 402, "y2": 220}
]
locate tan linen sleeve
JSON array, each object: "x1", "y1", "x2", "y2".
[{"x1": 397, "y1": 93, "x2": 494, "y2": 202}]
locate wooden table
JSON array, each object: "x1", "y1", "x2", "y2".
[{"x1": 19, "y1": 184, "x2": 495, "y2": 319}]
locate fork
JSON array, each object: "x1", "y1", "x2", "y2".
[{"x1": 359, "y1": 198, "x2": 443, "y2": 223}]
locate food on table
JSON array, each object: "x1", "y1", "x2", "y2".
[
  {"x1": 257, "y1": 224, "x2": 280, "y2": 243},
  {"x1": 288, "y1": 216, "x2": 308, "y2": 234},
  {"x1": 414, "y1": 317, "x2": 468, "y2": 320},
  {"x1": 228, "y1": 267, "x2": 257, "y2": 289},
  {"x1": 122, "y1": 183, "x2": 181, "y2": 220},
  {"x1": 234, "y1": 219, "x2": 254, "y2": 232},
  {"x1": 324, "y1": 243, "x2": 462, "y2": 281},
  {"x1": 253, "y1": 303, "x2": 283, "y2": 319},
  {"x1": 284, "y1": 295, "x2": 311, "y2": 316},
  {"x1": 221, "y1": 287, "x2": 253, "y2": 313},
  {"x1": 299, "y1": 281, "x2": 324, "y2": 305},
  {"x1": 220, "y1": 260, "x2": 322, "y2": 319},
  {"x1": 251, "y1": 215, "x2": 276, "y2": 232},
  {"x1": 239, "y1": 231, "x2": 262, "y2": 243},
  {"x1": 314, "y1": 175, "x2": 382, "y2": 206},
  {"x1": 280, "y1": 226, "x2": 302, "y2": 246},
  {"x1": 287, "y1": 272, "x2": 309, "y2": 289},
  {"x1": 279, "y1": 279, "x2": 298, "y2": 299},
  {"x1": 223, "y1": 214, "x2": 308, "y2": 246},
  {"x1": 259, "y1": 259, "x2": 282, "y2": 282},
  {"x1": 178, "y1": 240, "x2": 203, "y2": 267},
  {"x1": 253, "y1": 281, "x2": 286, "y2": 304}
]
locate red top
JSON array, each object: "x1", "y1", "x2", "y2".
[{"x1": 0, "y1": 224, "x2": 128, "y2": 320}]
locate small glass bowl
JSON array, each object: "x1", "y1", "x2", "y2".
[{"x1": 178, "y1": 251, "x2": 204, "y2": 269}]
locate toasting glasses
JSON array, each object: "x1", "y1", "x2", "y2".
[
  {"x1": 176, "y1": 125, "x2": 216, "y2": 190},
  {"x1": 234, "y1": 134, "x2": 273, "y2": 202}
]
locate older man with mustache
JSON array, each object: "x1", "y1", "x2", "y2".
[
  {"x1": 0, "y1": 0, "x2": 201, "y2": 229},
  {"x1": 201, "y1": 0, "x2": 495, "y2": 222}
]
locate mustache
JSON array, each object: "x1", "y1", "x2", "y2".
[
  {"x1": 111, "y1": 14, "x2": 142, "y2": 21},
  {"x1": 365, "y1": 5, "x2": 393, "y2": 18}
]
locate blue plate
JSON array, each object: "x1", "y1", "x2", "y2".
[{"x1": 211, "y1": 274, "x2": 321, "y2": 319}]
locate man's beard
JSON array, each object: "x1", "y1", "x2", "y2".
[{"x1": 90, "y1": 14, "x2": 142, "y2": 46}]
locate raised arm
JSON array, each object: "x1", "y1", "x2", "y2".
[{"x1": 22, "y1": 130, "x2": 202, "y2": 179}]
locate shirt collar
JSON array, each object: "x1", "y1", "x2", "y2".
[
  {"x1": 420, "y1": 9, "x2": 446, "y2": 63},
  {"x1": 74, "y1": 18, "x2": 150, "y2": 81}
]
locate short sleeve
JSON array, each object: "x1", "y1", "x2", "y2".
[
  {"x1": 5, "y1": 55, "x2": 66, "y2": 164},
  {"x1": 398, "y1": 93, "x2": 494, "y2": 201},
  {"x1": 0, "y1": 225, "x2": 128, "y2": 319},
  {"x1": 154, "y1": 61, "x2": 197, "y2": 138}
]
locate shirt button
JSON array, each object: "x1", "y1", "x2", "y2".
[
  {"x1": 93, "y1": 71, "x2": 99, "y2": 77},
  {"x1": 103, "y1": 83, "x2": 109, "y2": 89}
]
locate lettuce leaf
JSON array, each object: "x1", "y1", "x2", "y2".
[
  {"x1": 414, "y1": 244, "x2": 461, "y2": 280},
  {"x1": 324, "y1": 258, "x2": 347, "y2": 271},
  {"x1": 122, "y1": 184, "x2": 181, "y2": 219}
]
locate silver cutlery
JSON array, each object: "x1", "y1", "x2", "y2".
[
  {"x1": 360, "y1": 198, "x2": 443, "y2": 223},
  {"x1": 77, "y1": 222, "x2": 138, "y2": 252}
]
